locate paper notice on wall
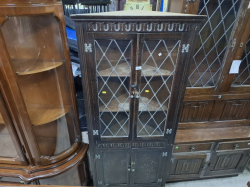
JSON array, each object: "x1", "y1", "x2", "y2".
[
  {"x1": 229, "y1": 60, "x2": 242, "y2": 74},
  {"x1": 248, "y1": 2, "x2": 250, "y2": 9}
]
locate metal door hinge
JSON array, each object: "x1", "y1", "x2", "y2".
[
  {"x1": 93, "y1": 130, "x2": 99, "y2": 135},
  {"x1": 157, "y1": 178, "x2": 162, "y2": 183},
  {"x1": 95, "y1": 154, "x2": 100, "y2": 159},
  {"x1": 162, "y1": 152, "x2": 168, "y2": 157},
  {"x1": 84, "y1": 43, "x2": 92, "y2": 52},
  {"x1": 182, "y1": 44, "x2": 190, "y2": 53},
  {"x1": 98, "y1": 181, "x2": 103, "y2": 185},
  {"x1": 166, "y1": 129, "x2": 172, "y2": 134}
]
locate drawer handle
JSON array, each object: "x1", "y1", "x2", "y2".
[
  {"x1": 234, "y1": 144, "x2": 239, "y2": 149},
  {"x1": 190, "y1": 146, "x2": 195, "y2": 152}
]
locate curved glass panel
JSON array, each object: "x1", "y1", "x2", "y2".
[
  {"x1": 0, "y1": 113, "x2": 18, "y2": 157},
  {"x1": 1, "y1": 15, "x2": 77, "y2": 157}
]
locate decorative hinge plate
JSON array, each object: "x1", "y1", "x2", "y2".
[
  {"x1": 182, "y1": 44, "x2": 190, "y2": 53},
  {"x1": 98, "y1": 181, "x2": 103, "y2": 185},
  {"x1": 162, "y1": 152, "x2": 168, "y2": 157},
  {"x1": 84, "y1": 43, "x2": 92, "y2": 52},
  {"x1": 157, "y1": 178, "x2": 162, "y2": 183},
  {"x1": 166, "y1": 129, "x2": 172, "y2": 134},
  {"x1": 95, "y1": 154, "x2": 100, "y2": 159},
  {"x1": 93, "y1": 130, "x2": 99, "y2": 135}
]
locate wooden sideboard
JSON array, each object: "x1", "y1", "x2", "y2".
[{"x1": 168, "y1": 0, "x2": 250, "y2": 182}]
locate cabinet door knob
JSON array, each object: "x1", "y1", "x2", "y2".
[
  {"x1": 190, "y1": 146, "x2": 195, "y2": 152},
  {"x1": 234, "y1": 144, "x2": 239, "y2": 149}
]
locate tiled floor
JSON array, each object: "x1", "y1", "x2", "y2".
[{"x1": 166, "y1": 166, "x2": 250, "y2": 187}]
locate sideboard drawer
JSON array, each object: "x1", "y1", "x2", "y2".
[
  {"x1": 173, "y1": 143, "x2": 213, "y2": 153},
  {"x1": 216, "y1": 140, "x2": 250, "y2": 151}
]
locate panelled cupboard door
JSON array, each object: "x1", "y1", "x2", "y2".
[
  {"x1": 95, "y1": 149, "x2": 131, "y2": 186},
  {"x1": 88, "y1": 32, "x2": 187, "y2": 140},
  {"x1": 95, "y1": 148, "x2": 167, "y2": 187},
  {"x1": 0, "y1": 91, "x2": 26, "y2": 165},
  {"x1": 131, "y1": 148, "x2": 166, "y2": 186},
  {"x1": 170, "y1": 153, "x2": 208, "y2": 180},
  {"x1": 205, "y1": 150, "x2": 250, "y2": 176}
]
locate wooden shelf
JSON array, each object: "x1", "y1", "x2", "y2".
[
  {"x1": 102, "y1": 121, "x2": 162, "y2": 137},
  {"x1": 98, "y1": 63, "x2": 172, "y2": 77},
  {"x1": 99, "y1": 94, "x2": 167, "y2": 112},
  {"x1": 0, "y1": 114, "x2": 4, "y2": 124},
  {"x1": 175, "y1": 125, "x2": 250, "y2": 144},
  {"x1": 27, "y1": 105, "x2": 72, "y2": 126},
  {"x1": 12, "y1": 59, "x2": 63, "y2": 75}
]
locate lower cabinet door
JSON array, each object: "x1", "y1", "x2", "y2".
[
  {"x1": 95, "y1": 149, "x2": 131, "y2": 186},
  {"x1": 170, "y1": 153, "x2": 209, "y2": 180},
  {"x1": 205, "y1": 150, "x2": 250, "y2": 177},
  {"x1": 131, "y1": 148, "x2": 166, "y2": 186}
]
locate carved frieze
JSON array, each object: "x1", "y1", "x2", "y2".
[
  {"x1": 88, "y1": 22, "x2": 190, "y2": 32},
  {"x1": 97, "y1": 142, "x2": 166, "y2": 148}
]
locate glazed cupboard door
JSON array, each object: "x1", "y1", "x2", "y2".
[
  {"x1": 0, "y1": 14, "x2": 80, "y2": 165},
  {"x1": 0, "y1": 90, "x2": 26, "y2": 165},
  {"x1": 89, "y1": 33, "x2": 136, "y2": 139},
  {"x1": 134, "y1": 33, "x2": 186, "y2": 140}
]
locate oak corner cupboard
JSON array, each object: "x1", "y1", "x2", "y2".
[
  {"x1": 71, "y1": 11, "x2": 205, "y2": 186},
  {"x1": 0, "y1": 0, "x2": 88, "y2": 185}
]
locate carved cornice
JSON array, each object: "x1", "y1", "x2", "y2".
[{"x1": 87, "y1": 22, "x2": 190, "y2": 32}]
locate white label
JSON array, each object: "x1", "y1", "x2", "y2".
[
  {"x1": 248, "y1": 2, "x2": 250, "y2": 9},
  {"x1": 248, "y1": 143, "x2": 250, "y2": 146},
  {"x1": 229, "y1": 60, "x2": 241, "y2": 74},
  {"x1": 158, "y1": 53, "x2": 162, "y2": 56},
  {"x1": 136, "y1": 66, "x2": 142, "y2": 70}
]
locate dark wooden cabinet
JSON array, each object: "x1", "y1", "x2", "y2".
[
  {"x1": 0, "y1": 0, "x2": 88, "y2": 185},
  {"x1": 72, "y1": 11, "x2": 205, "y2": 186},
  {"x1": 166, "y1": 0, "x2": 250, "y2": 183}
]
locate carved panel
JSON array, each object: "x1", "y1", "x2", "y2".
[
  {"x1": 212, "y1": 154, "x2": 242, "y2": 171},
  {"x1": 87, "y1": 22, "x2": 190, "y2": 32},
  {"x1": 180, "y1": 100, "x2": 214, "y2": 122},
  {"x1": 220, "y1": 100, "x2": 250, "y2": 120},
  {"x1": 97, "y1": 142, "x2": 166, "y2": 149},
  {"x1": 173, "y1": 158, "x2": 203, "y2": 175}
]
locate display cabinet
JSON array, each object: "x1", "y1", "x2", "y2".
[
  {"x1": 167, "y1": 0, "x2": 250, "y2": 182},
  {"x1": 72, "y1": 11, "x2": 205, "y2": 186},
  {"x1": 0, "y1": 0, "x2": 88, "y2": 185}
]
